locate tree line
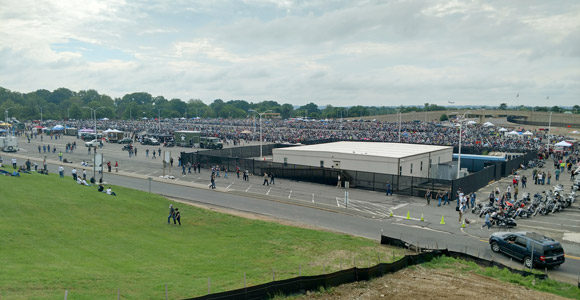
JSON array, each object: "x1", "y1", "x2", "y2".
[{"x1": 0, "y1": 86, "x2": 577, "y2": 122}]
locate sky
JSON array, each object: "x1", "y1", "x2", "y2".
[{"x1": 0, "y1": 0, "x2": 579, "y2": 107}]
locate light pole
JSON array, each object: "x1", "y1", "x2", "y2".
[
  {"x1": 397, "y1": 109, "x2": 402, "y2": 143},
  {"x1": 39, "y1": 106, "x2": 44, "y2": 124},
  {"x1": 83, "y1": 106, "x2": 106, "y2": 139},
  {"x1": 249, "y1": 109, "x2": 273, "y2": 158},
  {"x1": 456, "y1": 111, "x2": 469, "y2": 179},
  {"x1": 155, "y1": 109, "x2": 162, "y2": 131},
  {"x1": 547, "y1": 111, "x2": 553, "y2": 150},
  {"x1": 4, "y1": 107, "x2": 13, "y2": 136}
]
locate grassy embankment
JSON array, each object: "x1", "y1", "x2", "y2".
[{"x1": 0, "y1": 169, "x2": 403, "y2": 299}]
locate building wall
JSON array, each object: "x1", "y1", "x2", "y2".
[{"x1": 273, "y1": 147, "x2": 453, "y2": 177}]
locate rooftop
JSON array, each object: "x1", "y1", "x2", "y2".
[{"x1": 276, "y1": 141, "x2": 451, "y2": 159}]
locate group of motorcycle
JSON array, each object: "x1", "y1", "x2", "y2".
[{"x1": 472, "y1": 184, "x2": 578, "y2": 228}]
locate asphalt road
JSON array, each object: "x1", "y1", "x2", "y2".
[{"x1": 6, "y1": 134, "x2": 580, "y2": 284}]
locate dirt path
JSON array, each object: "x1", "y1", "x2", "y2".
[{"x1": 291, "y1": 265, "x2": 569, "y2": 300}]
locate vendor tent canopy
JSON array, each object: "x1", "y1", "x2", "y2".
[
  {"x1": 100, "y1": 117, "x2": 109, "y2": 121},
  {"x1": 554, "y1": 141, "x2": 572, "y2": 147},
  {"x1": 571, "y1": 130, "x2": 580, "y2": 134},
  {"x1": 103, "y1": 128, "x2": 123, "y2": 133},
  {"x1": 522, "y1": 131, "x2": 533, "y2": 136},
  {"x1": 0, "y1": 122, "x2": 12, "y2": 126},
  {"x1": 466, "y1": 120, "x2": 477, "y2": 125},
  {"x1": 506, "y1": 130, "x2": 520, "y2": 135},
  {"x1": 241, "y1": 130, "x2": 252, "y2": 134},
  {"x1": 482, "y1": 122, "x2": 494, "y2": 127},
  {"x1": 52, "y1": 125, "x2": 64, "y2": 130},
  {"x1": 79, "y1": 128, "x2": 95, "y2": 133},
  {"x1": 499, "y1": 127, "x2": 508, "y2": 132}
]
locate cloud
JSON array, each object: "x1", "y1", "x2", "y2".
[{"x1": 0, "y1": 0, "x2": 578, "y2": 107}]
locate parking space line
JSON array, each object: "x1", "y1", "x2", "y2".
[
  {"x1": 524, "y1": 219, "x2": 580, "y2": 228},
  {"x1": 266, "y1": 187, "x2": 271, "y2": 195},
  {"x1": 226, "y1": 182, "x2": 234, "y2": 189},
  {"x1": 132, "y1": 169, "x2": 144, "y2": 174},
  {"x1": 245, "y1": 185, "x2": 253, "y2": 192},
  {"x1": 288, "y1": 190, "x2": 292, "y2": 199}
]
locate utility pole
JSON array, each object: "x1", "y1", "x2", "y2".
[{"x1": 249, "y1": 109, "x2": 273, "y2": 159}]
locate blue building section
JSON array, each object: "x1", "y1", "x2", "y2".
[{"x1": 453, "y1": 154, "x2": 506, "y2": 172}]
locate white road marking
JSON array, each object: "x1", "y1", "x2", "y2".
[
  {"x1": 410, "y1": 203, "x2": 426, "y2": 207},
  {"x1": 390, "y1": 203, "x2": 408, "y2": 211},
  {"x1": 145, "y1": 172, "x2": 157, "y2": 176},
  {"x1": 288, "y1": 190, "x2": 292, "y2": 199},
  {"x1": 394, "y1": 223, "x2": 450, "y2": 234},
  {"x1": 518, "y1": 224, "x2": 570, "y2": 233},
  {"x1": 226, "y1": 182, "x2": 234, "y2": 189},
  {"x1": 132, "y1": 169, "x2": 144, "y2": 174},
  {"x1": 523, "y1": 219, "x2": 580, "y2": 228},
  {"x1": 267, "y1": 187, "x2": 272, "y2": 195},
  {"x1": 245, "y1": 185, "x2": 253, "y2": 192},
  {"x1": 336, "y1": 197, "x2": 340, "y2": 207},
  {"x1": 312, "y1": 194, "x2": 314, "y2": 203}
]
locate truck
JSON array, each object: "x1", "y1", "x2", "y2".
[
  {"x1": 174, "y1": 131, "x2": 201, "y2": 147},
  {"x1": 0, "y1": 136, "x2": 18, "y2": 152},
  {"x1": 200, "y1": 137, "x2": 223, "y2": 149}
]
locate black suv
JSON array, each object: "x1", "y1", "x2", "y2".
[{"x1": 489, "y1": 231, "x2": 565, "y2": 268}]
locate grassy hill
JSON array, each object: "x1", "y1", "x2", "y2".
[{"x1": 0, "y1": 170, "x2": 401, "y2": 299}]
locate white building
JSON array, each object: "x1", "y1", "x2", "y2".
[{"x1": 272, "y1": 141, "x2": 453, "y2": 177}]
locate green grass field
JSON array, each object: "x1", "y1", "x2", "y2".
[{"x1": 0, "y1": 169, "x2": 403, "y2": 299}]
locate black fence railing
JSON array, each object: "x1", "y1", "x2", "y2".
[
  {"x1": 180, "y1": 144, "x2": 537, "y2": 202},
  {"x1": 184, "y1": 235, "x2": 547, "y2": 300}
]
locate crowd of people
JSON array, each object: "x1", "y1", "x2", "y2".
[{"x1": 19, "y1": 116, "x2": 573, "y2": 154}]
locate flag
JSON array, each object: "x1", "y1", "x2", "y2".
[{"x1": 516, "y1": 93, "x2": 519, "y2": 97}]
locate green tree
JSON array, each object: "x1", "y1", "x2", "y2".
[
  {"x1": 573, "y1": 105, "x2": 580, "y2": 114},
  {"x1": 439, "y1": 114, "x2": 449, "y2": 121},
  {"x1": 498, "y1": 103, "x2": 508, "y2": 110}
]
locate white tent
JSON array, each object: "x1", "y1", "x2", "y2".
[
  {"x1": 103, "y1": 128, "x2": 123, "y2": 133},
  {"x1": 522, "y1": 131, "x2": 533, "y2": 136},
  {"x1": 467, "y1": 120, "x2": 477, "y2": 125},
  {"x1": 100, "y1": 117, "x2": 109, "y2": 121},
  {"x1": 499, "y1": 127, "x2": 508, "y2": 132},
  {"x1": 554, "y1": 141, "x2": 572, "y2": 147},
  {"x1": 482, "y1": 121, "x2": 494, "y2": 127},
  {"x1": 571, "y1": 130, "x2": 580, "y2": 134},
  {"x1": 506, "y1": 130, "x2": 520, "y2": 136}
]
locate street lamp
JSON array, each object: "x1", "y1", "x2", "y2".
[
  {"x1": 4, "y1": 107, "x2": 13, "y2": 136},
  {"x1": 547, "y1": 111, "x2": 553, "y2": 150},
  {"x1": 249, "y1": 109, "x2": 273, "y2": 158},
  {"x1": 456, "y1": 111, "x2": 469, "y2": 179},
  {"x1": 155, "y1": 108, "x2": 162, "y2": 131},
  {"x1": 396, "y1": 109, "x2": 402, "y2": 143},
  {"x1": 39, "y1": 106, "x2": 44, "y2": 124},
  {"x1": 83, "y1": 106, "x2": 106, "y2": 139}
]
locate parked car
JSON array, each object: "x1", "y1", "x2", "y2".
[
  {"x1": 118, "y1": 138, "x2": 133, "y2": 144},
  {"x1": 85, "y1": 139, "x2": 100, "y2": 147},
  {"x1": 489, "y1": 231, "x2": 565, "y2": 268},
  {"x1": 141, "y1": 137, "x2": 160, "y2": 146}
]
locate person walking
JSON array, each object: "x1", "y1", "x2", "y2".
[
  {"x1": 72, "y1": 168, "x2": 78, "y2": 181},
  {"x1": 437, "y1": 191, "x2": 443, "y2": 207},
  {"x1": 269, "y1": 172, "x2": 274, "y2": 185},
  {"x1": 174, "y1": 208, "x2": 181, "y2": 226},
  {"x1": 385, "y1": 181, "x2": 392, "y2": 196},
  {"x1": 168, "y1": 204, "x2": 175, "y2": 224},
  {"x1": 481, "y1": 211, "x2": 492, "y2": 230},
  {"x1": 107, "y1": 161, "x2": 112, "y2": 172},
  {"x1": 470, "y1": 192, "x2": 476, "y2": 209},
  {"x1": 425, "y1": 189, "x2": 431, "y2": 205},
  {"x1": 152, "y1": 151, "x2": 156, "y2": 159},
  {"x1": 146, "y1": 149, "x2": 149, "y2": 157},
  {"x1": 263, "y1": 173, "x2": 270, "y2": 186},
  {"x1": 59, "y1": 165, "x2": 64, "y2": 178},
  {"x1": 182, "y1": 163, "x2": 186, "y2": 175},
  {"x1": 459, "y1": 195, "x2": 467, "y2": 223},
  {"x1": 547, "y1": 171, "x2": 551, "y2": 185},
  {"x1": 336, "y1": 174, "x2": 341, "y2": 188},
  {"x1": 115, "y1": 161, "x2": 118, "y2": 172},
  {"x1": 11, "y1": 158, "x2": 17, "y2": 169}
]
